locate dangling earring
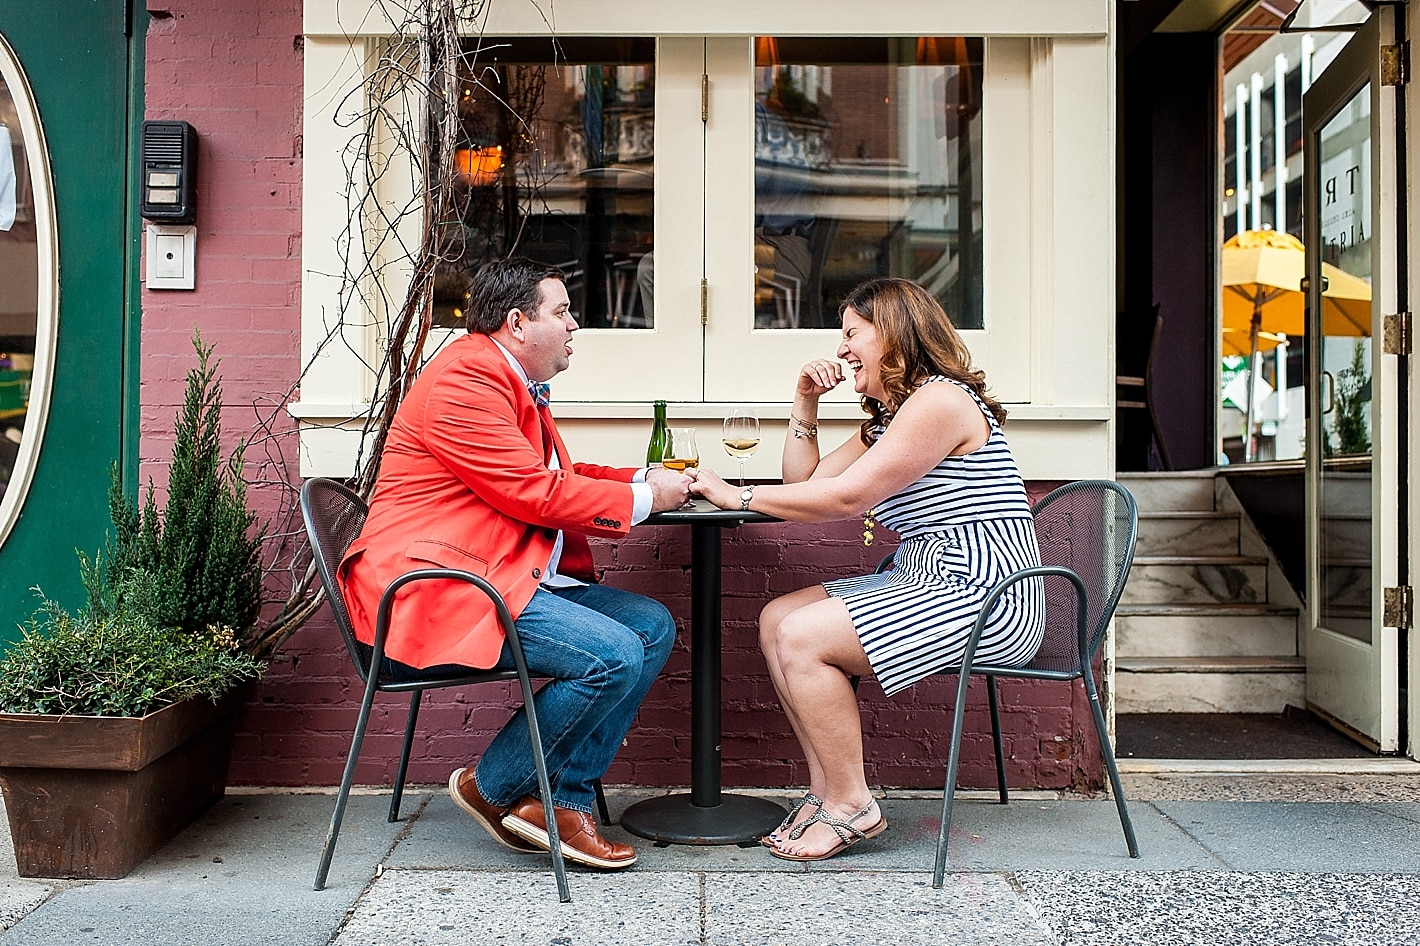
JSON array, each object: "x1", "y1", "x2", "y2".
[{"x1": 862, "y1": 509, "x2": 876, "y2": 547}]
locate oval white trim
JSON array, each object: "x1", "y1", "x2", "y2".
[{"x1": 0, "y1": 33, "x2": 59, "y2": 551}]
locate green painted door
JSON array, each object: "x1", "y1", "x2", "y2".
[{"x1": 0, "y1": 0, "x2": 140, "y2": 641}]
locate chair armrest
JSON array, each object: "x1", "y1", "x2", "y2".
[
  {"x1": 372, "y1": 568, "x2": 532, "y2": 684},
  {"x1": 962, "y1": 565, "x2": 1089, "y2": 672}
]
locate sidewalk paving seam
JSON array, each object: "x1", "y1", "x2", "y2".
[
  {"x1": 1140, "y1": 800, "x2": 1236, "y2": 870},
  {"x1": 322, "y1": 793, "x2": 433, "y2": 946},
  {"x1": 1358, "y1": 802, "x2": 1420, "y2": 827},
  {"x1": 697, "y1": 871, "x2": 708, "y2": 946}
]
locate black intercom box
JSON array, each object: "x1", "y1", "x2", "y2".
[{"x1": 139, "y1": 120, "x2": 197, "y2": 223}]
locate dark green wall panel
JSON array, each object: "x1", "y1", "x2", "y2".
[{"x1": 0, "y1": 0, "x2": 139, "y2": 639}]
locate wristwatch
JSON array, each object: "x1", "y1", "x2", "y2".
[{"x1": 740, "y1": 485, "x2": 754, "y2": 511}]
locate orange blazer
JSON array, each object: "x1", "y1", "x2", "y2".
[{"x1": 337, "y1": 332, "x2": 639, "y2": 669}]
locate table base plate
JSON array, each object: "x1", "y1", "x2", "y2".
[{"x1": 619, "y1": 793, "x2": 786, "y2": 845}]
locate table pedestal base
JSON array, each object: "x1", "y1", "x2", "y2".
[{"x1": 620, "y1": 793, "x2": 785, "y2": 845}]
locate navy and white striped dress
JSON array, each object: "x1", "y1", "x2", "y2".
[{"x1": 823, "y1": 377, "x2": 1045, "y2": 696}]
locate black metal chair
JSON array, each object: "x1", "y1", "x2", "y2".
[
  {"x1": 875, "y1": 480, "x2": 1141, "y2": 886},
  {"x1": 936, "y1": 479, "x2": 1140, "y2": 883},
  {"x1": 301, "y1": 477, "x2": 591, "y2": 901}
]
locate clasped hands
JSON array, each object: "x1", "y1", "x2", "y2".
[
  {"x1": 646, "y1": 467, "x2": 695, "y2": 512},
  {"x1": 685, "y1": 467, "x2": 737, "y2": 509},
  {"x1": 647, "y1": 466, "x2": 736, "y2": 511}
]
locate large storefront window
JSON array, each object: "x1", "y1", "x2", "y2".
[
  {"x1": 300, "y1": 5, "x2": 1111, "y2": 471},
  {"x1": 751, "y1": 38, "x2": 983, "y2": 330},
  {"x1": 433, "y1": 37, "x2": 655, "y2": 329}
]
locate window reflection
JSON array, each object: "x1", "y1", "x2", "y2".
[
  {"x1": 0, "y1": 68, "x2": 36, "y2": 505},
  {"x1": 752, "y1": 37, "x2": 984, "y2": 330},
  {"x1": 434, "y1": 37, "x2": 655, "y2": 329}
]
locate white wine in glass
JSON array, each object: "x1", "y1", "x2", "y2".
[
  {"x1": 722, "y1": 410, "x2": 760, "y2": 486},
  {"x1": 662, "y1": 427, "x2": 700, "y2": 473}
]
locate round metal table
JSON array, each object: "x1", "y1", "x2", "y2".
[{"x1": 619, "y1": 500, "x2": 787, "y2": 844}]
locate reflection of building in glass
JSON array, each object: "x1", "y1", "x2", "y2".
[
  {"x1": 753, "y1": 38, "x2": 983, "y2": 330},
  {"x1": 433, "y1": 38, "x2": 655, "y2": 330}
]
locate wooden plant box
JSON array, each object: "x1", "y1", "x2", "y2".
[{"x1": 0, "y1": 684, "x2": 250, "y2": 879}]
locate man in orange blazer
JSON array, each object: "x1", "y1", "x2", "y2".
[{"x1": 339, "y1": 258, "x2": 692, "y2": 870}]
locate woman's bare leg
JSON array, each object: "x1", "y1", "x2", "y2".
[
  {"x1": 759, "y1": 585, "x2": 832, "y2": 834},
  {"x1": 767, "y1": 596, "x2": 883, "y2": 858}
]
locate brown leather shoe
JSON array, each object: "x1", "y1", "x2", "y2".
[
  {"x1": 448, "y1": 768, "x2": 540, "y2": 853},
  {"x1": 502, "y1": 795, "x2": 637, "y2": 870}
]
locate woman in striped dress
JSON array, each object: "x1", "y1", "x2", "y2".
[{"x1": 688, "y1": 277, "x2": 1044, "y2": 861}]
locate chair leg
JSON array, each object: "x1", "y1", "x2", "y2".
[
  {"x1": 515, "y1": 674, "x2": 571, "y2": 902},
  {"x1": 389, "y1": 691, "x2": 422, "y2": 823},
  {"x1": 986, "y1": 676, "x2": 1009, "y2": 805},
  {"x1": 1081, "y1": 673, "x2": 1140, "y2": 858},
  {"x1": 314, "y1": 687, "x2": 379, "y2": 891},
  {"x1": 593, "y1": 778, "x2": 612, "y2": 827},
  {"x1": 934, "y1": 669, "x2": 975, "y2": 889}
]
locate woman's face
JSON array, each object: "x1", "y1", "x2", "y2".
[{"x1": 837, "y1": 306, "x2": 885, "y2": 401}]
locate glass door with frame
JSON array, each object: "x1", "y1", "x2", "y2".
[{"x1": 1303, "y1": 13, "x2": 1402, "y2": 751}]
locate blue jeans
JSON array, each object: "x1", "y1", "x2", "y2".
[{"x1": 384, "y1": 584, "x2": 675, "y2": 813}]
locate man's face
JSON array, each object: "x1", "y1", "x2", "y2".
[{"x1": 514, "y1": 277, "x2": 578, "y2": 382}]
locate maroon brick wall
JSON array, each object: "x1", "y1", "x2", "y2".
[
  {"x1": 142, "y1": 2, "x2": 1104, "y2": 793},
  {"x1": 229, "y1": 489, "x2": 1105, "y2": 793}
]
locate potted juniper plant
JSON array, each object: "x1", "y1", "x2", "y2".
[{"x1": 0, "y1": 335, "x2": 265, "y2": 879}]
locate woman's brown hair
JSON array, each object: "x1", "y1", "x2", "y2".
[{"x1": 838, "y1": 277, "x2": 1006, "y2": 445}]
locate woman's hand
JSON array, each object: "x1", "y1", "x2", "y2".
[
  {"x1": 796, "y1": 358, "x2": 845, "y2": 399},
  {"x1": 687, "y1": 467, "x2": 737, "y2": 509}
]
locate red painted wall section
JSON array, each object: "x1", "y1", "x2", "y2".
[
  {"x1": 141, "y1": 0, "x2": 302, "y2": 495},
  {"x1": 140, "y1": 2, "x2": 1102, "y2": 793}
]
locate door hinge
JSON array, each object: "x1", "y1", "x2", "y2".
[
  {"x1": 1381, "y1": 43, "x2": 1408, "y2": 87},
  {"x1": 701, "y1": 75, "x2": 709, "y2": 123},
  {"x1": 1383, "y1": 312, "x2": 1411, "y2": 355},
  {"x1": 699, "y1": 278, "x2": 708, "y2": 325},
  {"x1": 1384, "y1": 586, "x2": 1413, "y2": 629}
]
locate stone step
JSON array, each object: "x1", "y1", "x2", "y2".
[
  {"x1": 1319, "y1": 516, "x2": 1371, "y2": 559},
  {"x1": 1116, "y1": 472, "x2": 1217, "y2": 513},
  {"x1": 1319, "y1": 474, "x2": 1372, "y2": 516},
  {"x1": 1135, "y1": 511, "x2": 1240, "y2": 557},
  {"x1": 1123, "y1": 556, "x2": 1269, "y2": 605},
  {"x1": 1115, "y1": 656, "x2": 1306, "y2": 713},
  {"x1": 1114, "y1": 603, "x2": 1299, "y2": 657},
  {"x1": 1321, "y1": 564, "x2": 1372, "y2": 610}
]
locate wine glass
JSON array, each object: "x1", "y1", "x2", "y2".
[
  {"x1": 722, "y1": 410, "x2": 760, "y2": 487},
  {"x1": 662, "y1": 427, "x2": 699, "y2": 473}
]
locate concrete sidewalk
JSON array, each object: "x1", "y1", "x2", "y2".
[{"x1": 2, "y1": 767, "x2": 1419, "y2": 946}]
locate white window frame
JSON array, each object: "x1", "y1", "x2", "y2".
[{"x1": 297, "y1": 0, "x2": 1116, "y2": 481}]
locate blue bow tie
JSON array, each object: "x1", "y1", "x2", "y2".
[{"x1": 528, "y1": 381, "x2": 551, "y2": 408}]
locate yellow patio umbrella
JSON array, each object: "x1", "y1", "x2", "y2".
[
  {"x1": 1221, "y1": 327, "x2": 1286, "y2": 359},
  {"x1": 1221, "y1": 229, "x2": 1372, "y2": 459}
]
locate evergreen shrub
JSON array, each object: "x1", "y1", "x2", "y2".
[{"x1": 0, "y1": 334, "x2": 265, "y2": 716}]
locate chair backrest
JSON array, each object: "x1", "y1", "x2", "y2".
[
  {"x1": 300, "y1": 477, "x2": 376, "y2": 679},
  {"x1": 1028, "y1": 480, "x2": 1139, "y2": 672}
]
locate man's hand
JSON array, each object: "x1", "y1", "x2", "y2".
[{"x1": 646, "y1": 467, "x2": 694, "y2": 512}]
